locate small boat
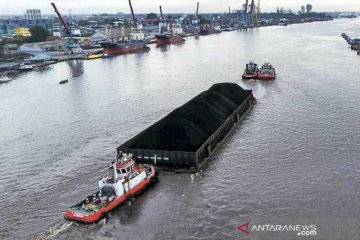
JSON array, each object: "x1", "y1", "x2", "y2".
[
  {"x1": 19, "y1": 63, "x2": 35, "y2": 71},
  {"x1": 64, "y1": 154, "x2": 157, "y2": 224},
  {"x1": 242, "y1": 61, "x2": 259, "y2": 80},
  {"x1": 102, "y1": 53, "x2": 113, "y2": 58},
  {"x1": 0, "y1": 74, "x2": 12, "y2": 83},
  {"x1": 59, "y1": 79, "x2": 68, "y2": 84},
  {"x1": 85, "y1": 52, "x2": 103, "y2": 60},
  {"x1": 257, "y1": 63, "x2": 276, "y2": 80}
]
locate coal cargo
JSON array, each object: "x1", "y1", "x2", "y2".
[{"x1": 117, "y1": 83, "x2": 256, "y2": 172}]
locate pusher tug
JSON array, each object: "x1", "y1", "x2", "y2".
[
  {"x1": 242, "y1": 61, "x2": 259, "y2": 80},
  {"x1": 64, "y1": 154, "x2": 157, "y2": 223},
  {"x1": 257, "y1": 62, "x2": 276, "y2": 80}
]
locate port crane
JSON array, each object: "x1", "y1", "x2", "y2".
[
  {"x1": 191, "y1": 2, "x2": 200, "y2": 33},
  {"x1": 51, "y1": 2, "x2": 83, "y2": 55},
  {"x1": 128, "y1": 0, "x2": 137, "y2": 28},
  {"x1": 237, "y1": 0, "x2": 250, "y2": 27},
  {"x1": 127, "y1": 0, "x2": 144, "y2": 41},
  {"x1": 158, "y1": 5, "x2": 167, "y2": 34},
  {"x1": 238, "y1": 0, "x2": 260, "y2": 27},
  {"x1": 252, "y1": 0, "x2": 261, "y2": 27},
  {"x1": 196, "y1": 2, "x2": 199, "y2": 20}
]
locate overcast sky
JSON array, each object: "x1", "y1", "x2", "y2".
[{"x1": 1, "y1": 0, "x2": 359, "y2": 15}]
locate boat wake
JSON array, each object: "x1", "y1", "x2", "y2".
[{"x1": 35, "y1": 222, "x2": 74, "y2": 240}]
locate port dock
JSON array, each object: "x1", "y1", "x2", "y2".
[{"x1": 117, "y1": 83, "x2": 256, "y2": 172}]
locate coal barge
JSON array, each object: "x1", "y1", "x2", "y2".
[{"x1": 117, "y1": 83, "x2": 256, "y2": 172}]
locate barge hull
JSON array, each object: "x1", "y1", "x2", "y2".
[
  {"x1": 155, "y1": 35, "x2": 184, "y2": 45},
  {"x1": 101, "y1": 41, "x2": 149, "y2": 55},
  {"x1": 117, "y1": 83, "x2": 255, "y2": 172}
]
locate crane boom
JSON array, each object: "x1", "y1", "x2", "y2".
[
  {"x1": 249, "y1": 0, "x2": 255, "y2": 14},
  {"x1": 51, "y1": 2, "x2": 71, "y2": 36},
  {"x1": 196, "y1": 2, "x2": 199, "y2": 18},
  {"x1": 244, "y1": 0, "x2": 249, "y2": 13},
  {"x1": 128, "y1": 0, "x2": 137, "y2": 28},
  {"x1": 159, "y1": 5, "x2": 164, "y2": 19}
]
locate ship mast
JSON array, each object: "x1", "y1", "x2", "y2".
[{"x1": 128, "y1": 0, "x2": 137, "y2": 28}]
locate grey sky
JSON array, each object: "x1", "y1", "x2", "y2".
[{"x1": 1, "y1": 0, "x2": 359, "y2": 15}]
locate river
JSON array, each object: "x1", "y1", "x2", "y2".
[{"x1": 0, "y1": 18, "x2": 359, "y2": 240}]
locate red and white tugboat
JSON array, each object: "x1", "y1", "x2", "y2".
[
  {"x1": 257, "y1": 63, "x2": 276, "y2": 80},
  {"x1": 242, "y1": 61, "x2": 259, "y2": 80},
  {"x1": 64, "y1": 154, "x2": 157, "y2": 224}
]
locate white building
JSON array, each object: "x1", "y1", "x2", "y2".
[{"x1": 24, "y1": 9, "x2": 41, "y2": 19}]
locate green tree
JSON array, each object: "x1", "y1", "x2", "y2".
[
  {"x1": 28, "y1": 26, "x2": 49, "y2": 43},
  {"x1": 146, "y1": 13, "x2": 158, "y2": 19}
]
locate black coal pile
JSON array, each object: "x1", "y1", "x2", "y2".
[{"x1": 121, "y1": 83, "x2": 252, "y2": 152}]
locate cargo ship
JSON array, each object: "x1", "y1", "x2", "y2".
[
  {"x1": 155, "y1": 7, "x2": 184, "y2": 45},
  {"x1": 200, "y1": 24, "x2": 221, "y2": 35},
  {"x1": 257, "y1": 63, "x2": 276, "y2": 80},
  {"x1": 100, "y1": 0, "x2": 150, "y2": 55},
  {"x1": 64, "y1": 154, "x2": 157, "y2": 223},
  {"x1": 242, "y1": 61, "x2": 259, "y2": 79},
  {"x1": 155, "y1": 21, "x2": 184, "y2": 45},
  {"x1": 101, "y1": 37, "x2": 149, "y2": 56}
]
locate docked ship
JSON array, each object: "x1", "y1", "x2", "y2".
[
  {"x1": 64, "y1": 154, "x2": 157, "y2": 223},
  {"x1": 19, "y1": 63, "x2": 35, "y2": 71},
  {"x1": 242, "y1": 61, "x2": 259, "y2": 80},
  {"x1": 155, "y1": 6, "x2": 184, "y2": 45},
  {"x1": 200, "y1": 24, "x2": 221, "y2": 35},
  {"x1": 100, "y1": 32, "x2": 149, "y2": 56},
  {"x1": 257, "y1": 63, "x2": 276, "y2": 80},
  {"x1": 0, "y1": 73, "x2": 12, "y2": 83},
  {"x1": 100, "y1": 0, "x2": 149, "y2": 55}
]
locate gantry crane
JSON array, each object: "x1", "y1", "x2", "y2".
[{"x1": 51, "y1": 2, "x2": 83, "y2": 55}]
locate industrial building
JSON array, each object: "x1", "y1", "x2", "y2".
[
  {"x1": 0, "y1": 19, "x2": 52, "y2": 35},
  {"x1": 18, "y1": 39, "x2": 66, "y2": 53},
  {"x1": 24, "y1": 9, "x2": 42, "y2": 20},
  {"x1": 0, "y1": 9, "x2": 51, "y2": 35}
]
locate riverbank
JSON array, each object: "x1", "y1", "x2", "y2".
[{"x1": 0, "y1": 16, "x2": 337, "y2": 80}]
